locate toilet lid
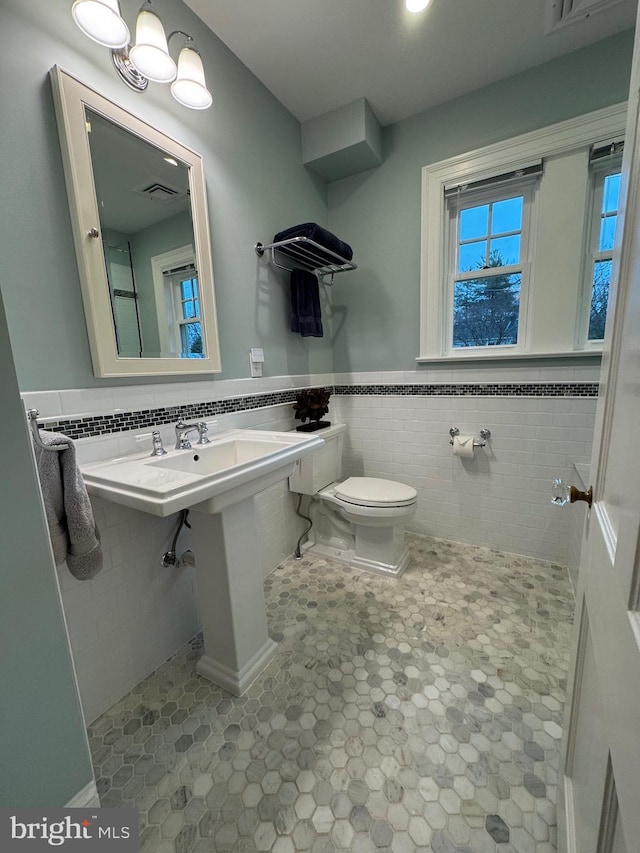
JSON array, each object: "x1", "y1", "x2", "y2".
[{"x1": 335, "y1": 477, "x2": 417, "y2": 507}]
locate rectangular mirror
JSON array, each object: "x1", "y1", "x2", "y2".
[{"x1": 50, "y1": 66, "x2": 221, "y2": 377}]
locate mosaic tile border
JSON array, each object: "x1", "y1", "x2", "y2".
[
  {"x1": 334, "y1": 383, "x2": 599, "y2": 398},
  {"x1": 37, "y1": 382, "x2": 599, "y2": 440},
  {"x1": 41, "y1": 389, "x2": 302, "y2": 440}
]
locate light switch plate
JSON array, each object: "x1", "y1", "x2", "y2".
[{"x1": 249, "y1": 348, "x2": 263, "y2": 377}]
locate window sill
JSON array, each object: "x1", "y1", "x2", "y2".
[{"x1": 416, "y1": 349, "x2": 602, "y2": 364}]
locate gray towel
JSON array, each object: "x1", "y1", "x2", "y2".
[{"x1": 34, "y1": 430, "x2": 103, "y2": 580}]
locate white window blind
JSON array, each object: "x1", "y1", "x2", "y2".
[{"x1": 444, "y1": 160, "x2": 543, "y2": 198}]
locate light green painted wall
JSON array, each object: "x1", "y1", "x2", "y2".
[
  {"x1": 328, "y1": 30, "x2": 635, "y2": 373},
  {"x1": 0, "y1": 289, "x2": 93, "y2": 806},
  {"x1": 128, "y1": 210, "x2": 194, "y2": 355},
  {"x1": 0, "y1": 2, "x2": 634, "y2": 388},
  {"x1": 0, "y1": 0, "x2": 330, "y2": 391}
]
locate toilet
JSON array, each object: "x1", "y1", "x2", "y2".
[{"x1": 289, "y1": 423, "x2": 417, "y2": 577}]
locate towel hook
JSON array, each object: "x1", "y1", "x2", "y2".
[{"x1": 27, "y1": 409, "x2": 68, "y2": 452}]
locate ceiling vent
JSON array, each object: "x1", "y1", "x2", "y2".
[
  {"x1": 545, "y1": 0, "x2": 627, "y2": 32},
  {"x1": 132, "y1": 177, "x2": 187, "y2": 204}
]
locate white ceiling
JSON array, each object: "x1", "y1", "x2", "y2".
[{"x1": 184, "y1": 0, "x2": 638, "y2": 126}]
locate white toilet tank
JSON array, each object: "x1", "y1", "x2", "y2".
[{"x1": 289, "y1": 423, "x2": 347, "y2": 495}]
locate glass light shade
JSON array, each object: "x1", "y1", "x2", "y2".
[
  {"x1": 171, "y1": 46, "x2": 212, "y2": 110},
  {"x1": 72, "y1": 0, "x2": 129, "y2": 49},
  {"x1": 406, "y1": 0, "x2": 432, "y2": 11},
  {"x1": 129, "y1": 7, "x2": 177, "y2": 83}
]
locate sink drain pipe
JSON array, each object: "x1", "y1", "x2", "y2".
[{"x1": 161, "y1": 509, "x2": 191, "y2": 567}]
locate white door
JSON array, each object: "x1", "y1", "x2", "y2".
[{"x1": 558, "y1": 7, "x2": 640, "y2": 852}]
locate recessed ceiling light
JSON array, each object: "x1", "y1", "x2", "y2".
[{"x1": 406, "y1": 0, "x2": 432, "y2": 12}]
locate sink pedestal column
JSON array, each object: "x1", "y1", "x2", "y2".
[{"x1": 190, "y1": 497, "x2": 277, "y2": 695}]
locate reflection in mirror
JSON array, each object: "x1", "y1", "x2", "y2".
[
  {"x1": 50, "y1": 65, "x2": 220, "y2": 377},
  {"x1": 85, "y1": 108, "x2": 205, "y2": 359}
]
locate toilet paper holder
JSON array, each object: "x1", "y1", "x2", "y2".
[{"x1": 449, "y1": 427, "x2": 491, "y2": 447}]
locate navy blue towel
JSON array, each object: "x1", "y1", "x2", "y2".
[
  {"x1": 290, "y1": 268, "x2": 323, "y2": 337},
  {"x1": 274, "y1": 222, "x2": 353, "y2": 261}
]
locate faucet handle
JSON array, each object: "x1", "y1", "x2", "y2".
[
  {"x1": 197, "y1": 422, "x2": 211, "y2": 444},
  {"x1": 150, "y1": 430, "x2": 168, "y2": 456}
]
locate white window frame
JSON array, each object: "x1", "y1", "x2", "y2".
[
  {"x1": 418, "y1": 102, "x2": 627, "y2": 362},
  {"x1": 578, "y1": 157, "x2": 623, "y2": 347},
  {"x1": 445, "y1": 181, "x2": 536, "y2": 355},
  {"x1": 171, "y1": 273, "x2": 204, "y2": 358},
  {"x1": 150, "y1": 244, "x2": 196, "y2": 357}
]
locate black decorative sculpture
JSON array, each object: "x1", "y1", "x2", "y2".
[{"x1": 293, "y1": 388, "x2": 331, "y2": 432}]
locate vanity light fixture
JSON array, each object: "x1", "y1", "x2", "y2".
[
  {"x1": 129, "y1": 2, "x2": 176, "y2": 83},
  {"x1": 171, "y1": 40, "x2": 212, "y2": 110},
  {"x1": 406, "y1": 0, "x2": 432, "y2": 11},
  {"x1": 71, "y1": 0, "x2": 212, "y2": 109},
  {"x1": 72, "y1": 0, "x2": 130, "y2": 48}
]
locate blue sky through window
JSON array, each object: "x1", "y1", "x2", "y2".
[
  {"x1": 458, "y1": 194, "x2": 524, "y2": 272},
  {"x1": 588, "y1": 171, "x2": 621, "y2": 341}
]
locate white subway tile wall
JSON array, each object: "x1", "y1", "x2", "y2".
[
  {"x1": 56, "y1": 498, "x2": 198, "y2": 724},
  {"x1": 334, "y1": 391, "x2": 596, "y2": 564},
  {"x1": 23, "y1": 365, "x2": 599, "y2": 722}
]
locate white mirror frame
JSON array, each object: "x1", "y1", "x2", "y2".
[{"x1": 50, "y1": 65, "x2": 221, "y2": 377}]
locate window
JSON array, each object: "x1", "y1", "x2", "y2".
[
  {"x1": 165, "y1": 267, "x2": 205, "y2": 359},
  {"x1": 419, "y1": 103, "x2": 627, "y2": 361},
  {"x1": 150, "y1": 245, "x2": 207, "y2": 359},
  {"x1": 447, "y1": 181, "x2": 535, "y2": 350},
  {"x1": 584, "y1": 142, "x2": 623, "y2": 341}
]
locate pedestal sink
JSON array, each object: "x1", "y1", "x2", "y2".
[{"x1": 81, "y1": 429, "x2": 323, "y2": 695}]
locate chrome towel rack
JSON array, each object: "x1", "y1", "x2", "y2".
[
  {"x1": 27, "y1": 408, "x2": 69, "y2": 453},
  {"x1": 255, "y1": 236, "x2": 357, "y2": 285}
]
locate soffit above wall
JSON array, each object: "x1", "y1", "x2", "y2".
[{"x1": 302, "y1": 99, "x2": 383, "y2": 182}]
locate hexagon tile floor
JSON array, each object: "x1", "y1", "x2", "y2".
[{"x1": 88, "y1": 535, "x2": 574, "y2": 853}]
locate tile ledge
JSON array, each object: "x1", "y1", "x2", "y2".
[{"x1": 416, "y1": 350, "x2": 602, "y2": 364}]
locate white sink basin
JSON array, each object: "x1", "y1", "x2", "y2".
[
  {"x1": 151, "y1": 436, "x2": 288, "y2": 476},
  {"x1": 81, "y1": 428, "x2": 323, "y2": 516}
]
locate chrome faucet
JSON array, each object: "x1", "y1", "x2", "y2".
[
  {"x1": 174, "y1": 420, "x2": 211, "y2": 450},
  {"x1": 175, "y1": 420, "x2": 199, "y2": 449}
]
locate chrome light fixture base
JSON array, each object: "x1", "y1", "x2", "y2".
[{"x1": 111, "y1": 45, "x2": 149, "y2": 92}]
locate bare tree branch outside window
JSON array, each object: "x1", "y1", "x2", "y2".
[{"x1": 453, "y1": 250, "x2": 520, "y2": 347}]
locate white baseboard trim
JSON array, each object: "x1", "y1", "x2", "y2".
[
  {"x1": 66, "y1": 779, "x2": 100, "y2": 808},
  {"x1": 563, "y1": 775, "x2": 577, "y2": 853},
  {"x1": 303, "y1": 540, "x2": 410, "y2": 578},
  {"x1": 196, "y1": 639, "x2": 278, "y2": 696}
]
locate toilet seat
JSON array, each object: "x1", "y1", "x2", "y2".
[{"x1": 334, "y1": 477, "x2": 417, "y2": 508}]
